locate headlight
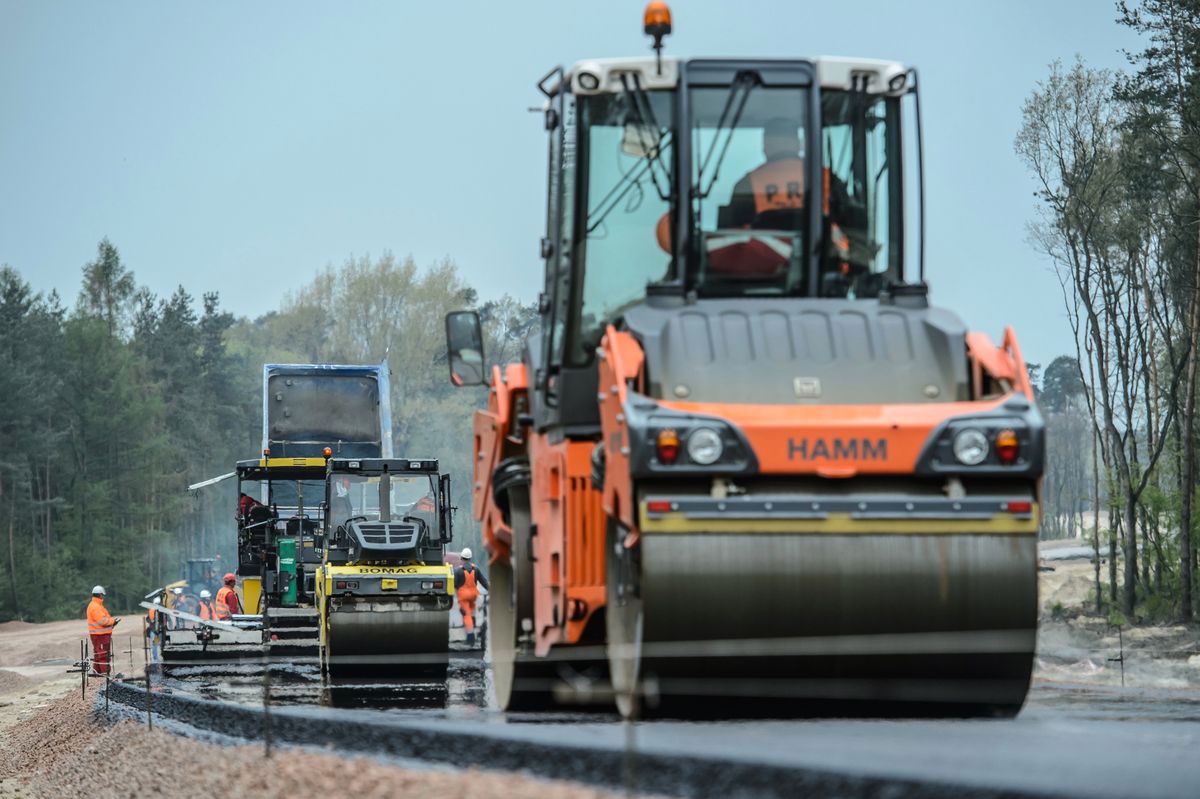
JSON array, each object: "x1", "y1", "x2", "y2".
[
  {"x1": 686, "y1": 427, "x2": 724, "y2": 465},
  {"x1": 952, "y1": 429, "x2": 989, "y2": 465}
]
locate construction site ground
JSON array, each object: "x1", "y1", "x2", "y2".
[
  {"x1": 0, "y1": 619, "x2": 659, "y2": 799},
  {"x1": 1, "y1": 544, "x2": 1197, "y2": 798}
]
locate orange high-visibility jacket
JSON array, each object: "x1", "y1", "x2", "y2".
[
  {"x1": 214, "y1": 586, "x2": 237, "y2": 619},
  {"x1": 457, "y1": 567, "x2": 479, "y2": 604},
  {"x1": 198, "y1": 600, "x2": 216, "y2": 621},
  {"x1": 87, "y1": 597, "x2": 116, "y2": 636},
  {"x1": 747, "y1": 157, "x2": 805, "y2": 214}
]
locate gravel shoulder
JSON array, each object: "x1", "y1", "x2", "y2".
[{"x1": 0, "y1": 678, "x2": 664, "y2": 799}]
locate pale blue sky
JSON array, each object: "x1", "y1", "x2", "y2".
[{"x1": 1, "y1": 1, "x2": 1136, "y2": 369}]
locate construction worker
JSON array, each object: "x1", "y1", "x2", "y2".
[
  {"x1": 86, "y1": 586, "x2": 119, "y2": 676},
  {"x1": 237, "y1": 492, "x2": 263, "y2": 521},
  {"x1": 215, "y1": 573, "x2": 241, "y2": 619},
  {"x1": 453, "y1": 548, "x2": 489, "y2": 647},
  {"x1": 724, "y1": 117, "x2": 807, "y2": 230},
  {"x1": 175, "y1": 586, "x2": 200, "y2": 628},
  {"x1": 169, "y1": 586, "x2": 186, "y2": 629},
  {"x1": 197, "y1": 589, "x2": 217, "y2": 621},
  {"x1": 331, "y1": 476, "x2": 355, "y2": 529},
  {"x1": 146, "y1": 598, "x2": 163, "y2": 662}
]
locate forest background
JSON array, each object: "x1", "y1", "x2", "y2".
[{"x1": 0, "y1": 247, "x2": 534, "y2": 621}]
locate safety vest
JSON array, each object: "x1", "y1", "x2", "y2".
[
  {"x1": 198, "y1": 600, "x2": 215, "y2": 621},
  {"x1": 457, "y1": 566, "x2": 479, "y2": 603},
  {"x1": 748, "y1": 158, "x2": 805, "y2": 214},
  {"x1": 87, "y1": 597, "x2": 115, "y2": 636},
  {"x1": 215, "y1": 586, "x2": 237, "y2": 619}
]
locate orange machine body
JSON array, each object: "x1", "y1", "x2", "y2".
[{"x1": 472, "y1": 324, "x2": 1037, "y2": 658}]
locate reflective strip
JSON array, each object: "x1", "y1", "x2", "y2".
[
  {"x1": 258, "y1": 457, "x2": 327, "y2": 468},
  {"x1": 639, "y1": 502, "x2": 1039, "y2": 535}
]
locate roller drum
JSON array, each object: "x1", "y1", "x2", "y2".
[
  {"x1": 326, "y1": 607, "x2": 449, "y2": 678},
  {"x1": 622, "y1": 531, "x2": 1036, "y2": 714}
]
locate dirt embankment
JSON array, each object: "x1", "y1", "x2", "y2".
[{"x1": 1035, "y1": 550, "x2": 1200, "y2": 688}]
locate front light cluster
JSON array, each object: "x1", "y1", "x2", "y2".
[
  {"x1": 654, "y1": 425, "x2": 730, "y2": 467},
  {"x1": 951, "y1": 427, "x2": 1021, "y2": 466}
]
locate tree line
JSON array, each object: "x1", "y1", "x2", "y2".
[
  {"x1": 0, "y1": 242, "x2": 533, "y2": 622},
  {"x1": 1017, "y1": 0, "x2": 1200, "y2": 622}
]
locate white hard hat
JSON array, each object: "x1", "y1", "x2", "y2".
[
  {"x1": 92, "y1": 585, "x2": 105, "y2": 595},
  {"x1": 200, "y1": 589, "x2": 212, "y2": 599},
  {"x1": 461, "y1": 547, "x2": 472, "y2": 560},
  {"x1": 172, "y1": 587, "x2": 183, "y2": 595}
]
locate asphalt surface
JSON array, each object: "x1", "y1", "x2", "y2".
[{"x1": 121, "y1": 649, "x2": 1200, "y2": 799}]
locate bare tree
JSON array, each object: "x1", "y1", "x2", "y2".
[{"x1": 1016, "y1": 60, "x2": 1188, "y2": 615}]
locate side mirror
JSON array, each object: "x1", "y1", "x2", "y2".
[{"x1": 445, "y1": 311, "x2": 485, "y2": 387}]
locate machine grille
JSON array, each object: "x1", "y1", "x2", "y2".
[{"x1": 352, "y1": 522, "x2": 419, "y2": 551}]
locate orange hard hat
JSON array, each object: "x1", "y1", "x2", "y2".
[{"x1": 223, "y1": 572, "x2": 236, "y2": 584}]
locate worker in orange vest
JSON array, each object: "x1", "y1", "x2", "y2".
[
  {"x1": 453, "y1": 548, "x2": 489, "y2": 647},
  {"x1": 146, "y1": 597, "x2": 163, "y2": 662},
  {"x1": 197, "y1": 589, "x2": 217, "y2": 622},
  {"x1": 86, "y1": 586, "x2": 119, "y2": 676},
  {"x1": 215, "y1": 573, "x2": 241, "y2": 619}
]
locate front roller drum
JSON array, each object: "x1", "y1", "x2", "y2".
[
  {"x1": 325, "y1": 607, "x2": 449, "y2": 680},
  {"x1": 607, "y1": 524, "x2": 1038, "y2": 717}
]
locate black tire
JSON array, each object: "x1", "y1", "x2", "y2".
[{"x1": 489, "y1": 486, "x2": 559, "y2": 711}]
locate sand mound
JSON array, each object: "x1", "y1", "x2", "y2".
[{"x1": 0, "y1": 670, "x2": 38, "y2": 697}]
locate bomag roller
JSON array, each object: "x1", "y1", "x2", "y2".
[
  {"x1": 316, "y1": 457, "x2": 456, "y2": 679},
  {"x1": 446, "y1": 3, "x2": 1043, "y2": 717}
]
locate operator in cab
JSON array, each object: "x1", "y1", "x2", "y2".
[
  {"x1": 724, "y1": 117, "x2": 806, "y2": 230},
  {"x1": 331, "y1": 476, "x2": 355, "y2": 529}
]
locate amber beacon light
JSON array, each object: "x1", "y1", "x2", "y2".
[{"x1": 643, "y1": 1, "x2": 672, "y2": 74}]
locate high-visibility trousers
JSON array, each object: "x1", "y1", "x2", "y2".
[
  {"x1": 458, "y1": 595, "x2": 477, "y2": 632},
  {"x1": 90, "y1": 633, "x2": 112, "y2": 675}
]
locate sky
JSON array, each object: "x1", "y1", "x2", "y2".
[{"x1": 0, "y1": 0, "x2": 1139, "y2": 370}]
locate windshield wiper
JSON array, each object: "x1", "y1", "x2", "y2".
[
  {"x1": 622, "y1": 73, "x2": 673, "y2": 199},
  {"x1": 696, "y1": 71, "x2": 759, "y2": 199},
  {"x1": 586, "y1": 74, "x2": 674, "y2": 235}
]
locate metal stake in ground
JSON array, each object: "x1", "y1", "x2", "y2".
[
  {"x1": 140, "y1": 630, "x2": 152, "y2": 726},
  {"x1": 262, "y1": 653, "x2": 272, "y2": 758},
  {"x1": 1108, "y1": 626, "x2": 1126, "y2": 688},
  {"x1": 80, "y1": 640, "x2": 85, "y2": 699},
  {"x1": 121, "y1": 636, "x2": 136, "y2": 674}
]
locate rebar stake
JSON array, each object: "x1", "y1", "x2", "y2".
[
  {"x1": 1107, "y1": 624, "x2": 1126, "y2": 688},
  {"x1": 145, "y1": 659, "x2": 152, "y2": 730},
  {"x1": 80, "y1": 640, "x2": 86, "y2": 700},
  {"x1": 262, "y1": 653, "x2": 272, "y2": 758}
]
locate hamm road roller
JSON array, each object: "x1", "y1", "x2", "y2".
[{"x1": 446, "y1": 3, "x2": 1043, "y2": 717}]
